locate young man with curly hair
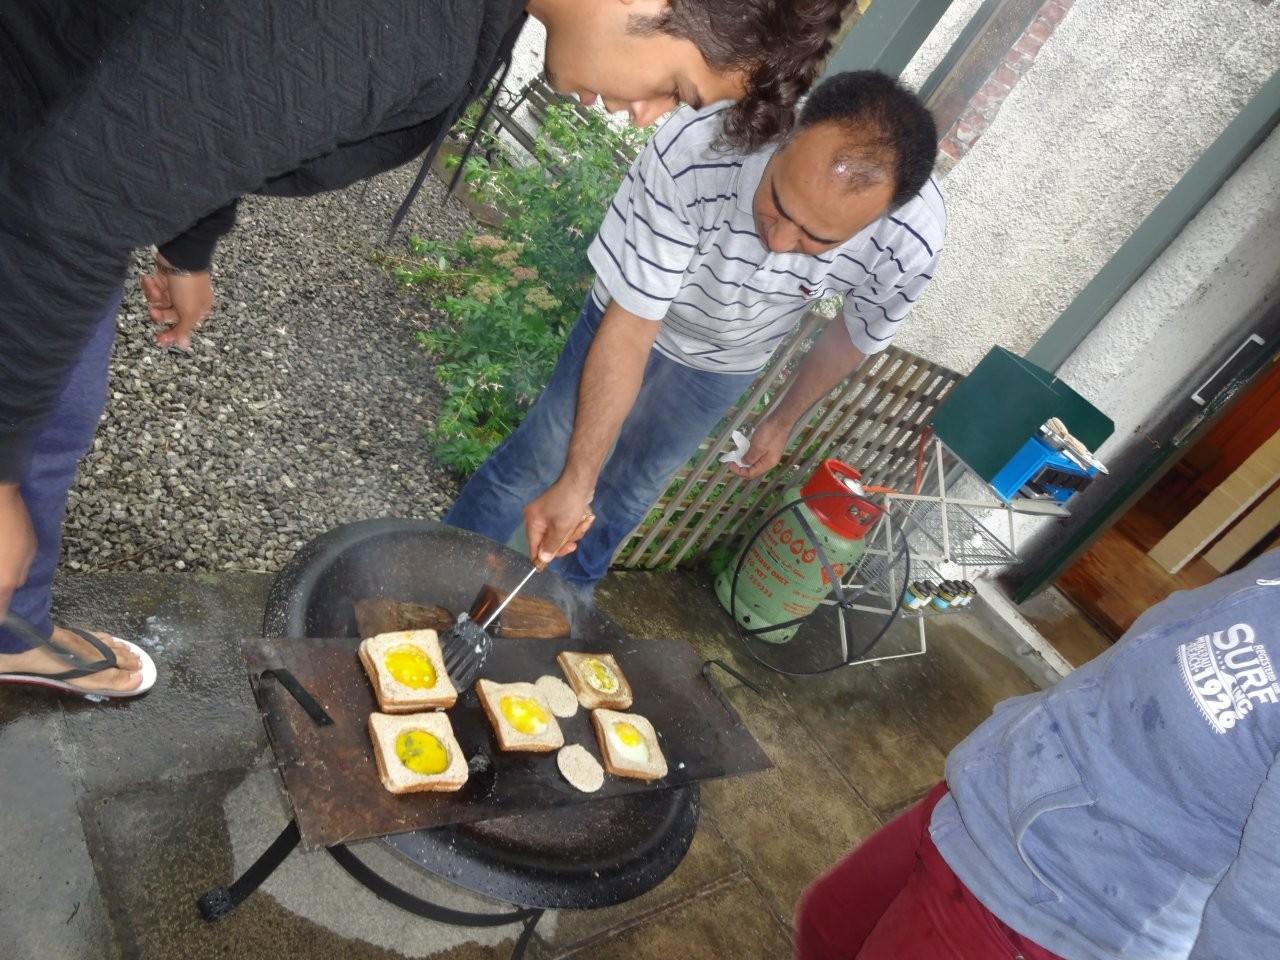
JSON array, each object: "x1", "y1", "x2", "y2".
[{"x1": 0, "y1": 0, "x2": 850, "y2": 697}]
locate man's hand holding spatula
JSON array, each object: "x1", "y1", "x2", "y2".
[{"x1": 524, "y1": 482, "x2": 597, "y2": 568}]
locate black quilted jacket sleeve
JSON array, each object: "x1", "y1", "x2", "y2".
[
  {"x1": 158, "y1": 202, "x2": 239, "y2": 273},
  {"x1": 0, "y1": 0, "x2": 497, "y2": 482}
]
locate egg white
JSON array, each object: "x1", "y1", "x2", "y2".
[{"x1": 607, "y1": 722, "x2": 650, "y2": 764}]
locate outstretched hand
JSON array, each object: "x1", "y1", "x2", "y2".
[
  {"x1": 141, "y1": 253, "x2": 214, "y2": 350},
  {"x1": 729, "y1": 416, "x2": 792, "y2": 479}
]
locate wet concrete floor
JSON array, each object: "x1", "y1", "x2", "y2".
[{"x1": 0, "y1": 568, "x2": 1049, "y2": 959}]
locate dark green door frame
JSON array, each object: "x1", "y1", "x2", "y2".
[
  {"x1": 1026, "y1": 70, "x2": 1280, "y2": 373},
  {"x1": 1013, "y1": 330, "x2": 1280, "y2": 603},
  {"x1": 1013, "y1": 69, "x2": 1280, "y2": 601},
  {"x1": 823, "y1": 0, "x2": 953, "y2": 79}
]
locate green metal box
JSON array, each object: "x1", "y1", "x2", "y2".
[{"x1": 930, "y1": 347, "x2": 1113, "y2": 484}]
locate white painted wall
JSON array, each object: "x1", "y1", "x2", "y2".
[
  {"x1": 1058, "y1": 128, "x2": 1280, "y2": 464},
  {"x1": 507, "y1": 17, "x2": 548, "y2": 97},
  {"x1": 899, "y1": 0, "x2": 988, "y2": 93},
  {"x1": 892, "y1": 0, "x2": 1280, "y2": 375},
  {"x1": 1010, "y1": 121, "x2": 1280, "y2": 564}
]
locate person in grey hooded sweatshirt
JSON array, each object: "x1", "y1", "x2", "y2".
[{"x1": 796, "y1": 548, "x2": 1280, "y2": 959}]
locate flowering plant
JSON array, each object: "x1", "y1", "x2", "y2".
[{"x1": 391, "y1": 103, "x2": 644, "y2": 472}]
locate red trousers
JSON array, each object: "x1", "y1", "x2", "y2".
[{"x1": 794, "y1": 783, "x2": 1064, "y2": 960}]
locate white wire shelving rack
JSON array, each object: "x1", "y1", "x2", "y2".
[{"x1": 814, "y1": 437, "x2": 1070, "y2": 667}]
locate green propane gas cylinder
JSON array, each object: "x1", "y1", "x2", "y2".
[{"x1": 715, "y1": 459, "x2": 882, "y2": 643}]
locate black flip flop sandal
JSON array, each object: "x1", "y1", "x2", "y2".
[{"x1": 0, "y1": 613, "x2": 157, "y2": 699}]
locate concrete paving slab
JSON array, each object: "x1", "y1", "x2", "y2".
[
  {"x1": 222, "y1": 767, "x2": 532, "y2": 957},
  {"x1": 597, "y1": 570, "x2": 887, "y2": 922},
  {"x1": 538, "y1": 875, "x2": 792, "y2": 960},
  {"x1": 592, "y1": 571, "x2": 786, "y2": 695},
  {"x1": 82, "y1": 766, "x2": 522, "y2": 959},
  {"x1": 972, "y1": 581, "x2": 1075, "y2": 684},
  {"x1": 0, "y1": 682, "x2": 64, "y2": 727},
  {"x1": 534, "y1": 818, "x2": 739, "y2": 954},
  {"x1": 783, "y1": 656, "x2": 949, "y2": 820},
  {"x1": 697, "y1": 679, "x2": 881, "y2": 929},
  {"x1": 1017, "y1": 585, "x2": 1112, "y2": 669},
  {"x1": 52, "y1": 574, "x2": 271, "y2": 794},
  {"x1": 0, "y1": 710, "x2": 119, "y2": 960},
  {"x1": 592, "y1": 568, "x2": 1047, "y2": 921},
  {"x1": 870, "y1": 616, "x2": 1039, "y2": 756}
]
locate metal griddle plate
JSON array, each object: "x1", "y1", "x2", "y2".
[{"x1": 244, "y1": 633, "x2": 771, "y2": 850}]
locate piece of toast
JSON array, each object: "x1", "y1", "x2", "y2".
[
  {"x1": 557, "y1": 651, "x2": 633, "y2": 710},
  {"x1": 467, "y1": 584, "x2": 571, "y2": 639},
  {"x1": 476, "y1": 679, "x2": 564, "y2": 752},
  {"x1": 354, "y1": 598, "x2": 454, "y2": 638},
  {"x1": 368, "y1": 711, "x2": 468, "y2": 794},
  {"x1": 591, "y1": 709, "x2": 667, "y2": 781},
  {"x1": 359, "y1": 630, "x2": 457, "y2": 712}
]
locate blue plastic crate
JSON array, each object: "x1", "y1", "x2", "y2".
[{"x1": 989, "y1": 435, "x2": 1095, "y2": 504}]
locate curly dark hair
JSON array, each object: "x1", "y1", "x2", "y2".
[
  {"x1": 633, "y1": 0, "x2": 853, "y2": 151},
  {"x1": 799, "y1": 71, "x2": 938, "y2": 207}
]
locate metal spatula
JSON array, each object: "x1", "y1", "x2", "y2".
[
  {"x1": 441, "y1": 510, "x2": 593, "y2": 688},
  {"x1": 439, "y1": 613, "x2": 493, "y2": 691}
]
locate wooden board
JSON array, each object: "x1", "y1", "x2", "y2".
[
  {"x1": 244, "y1": 635, "x2": 772, "y2": 850},
  {"x1": 1205, "y1": 483, "x2": 1280, "y2": 573},
  {"x1": 1058, "y1": 489, "x2": 1220, "y2": 640},
  {"x1": 1150, "y1": 430, "x2": 1280, "y2": 574}
]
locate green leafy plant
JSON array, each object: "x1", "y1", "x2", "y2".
[{"x1": 391, "y1": 103, "x2": 645, "y2": 473}]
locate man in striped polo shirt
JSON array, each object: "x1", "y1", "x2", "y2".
[{"x1": 446, "y1": 71, "x2": 945, "y2": 591}]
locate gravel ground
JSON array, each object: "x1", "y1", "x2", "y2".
[{"x1": 62, "y1": 163, "x2": 476, "y2": 574}]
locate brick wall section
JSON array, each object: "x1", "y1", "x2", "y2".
[{"x1": 937, "y1": 0, "x2": 1077, "y2": 174}]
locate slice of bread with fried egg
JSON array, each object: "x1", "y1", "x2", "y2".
[
  {"x1": 359, "y1": 629, "x2": 457, "y2": 713},
  {"x1": 591, "y1": 709, "x2": 667, "y2": 781},
  {"x1": 368, "y1": 711, "x2": 468, "y2": 794},
  {"x1": 476, "y1": 679, "x2": 565, "y2": 752},
  {"x1": 557, "y1": 651, "x2": 633, "y2": 711}
]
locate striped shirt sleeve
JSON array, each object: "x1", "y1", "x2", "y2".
[
  {"x1": 588, "y1": 139, "x2": 699, "y2": 321},
  {"x1": 839, "y1": 240, "x2": 940, "y2": 355}
]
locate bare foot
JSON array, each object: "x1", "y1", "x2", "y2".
[
  {"x1": 0, "y1": 628, "x2": 142, "y2": 693},
  {"x1": 49, "y1": 626, "x2": 142, "y2": 672}
]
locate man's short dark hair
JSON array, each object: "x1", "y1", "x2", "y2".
[
  {"x1": 634, "y1": 0, "x2": 852, "y2": 152},
  {"x1": 798, "y1": 71, "x2": 937, "y2": 207}
]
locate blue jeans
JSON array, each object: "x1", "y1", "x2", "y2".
[
  {"x1": 445, "y1": 296, "x2": 755, "y2": 588},
  {"x1": 0, "y1": 295, "x2": 120, "y2": 652}
]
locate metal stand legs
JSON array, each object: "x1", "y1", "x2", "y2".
[
  {"x1": 197, "y1": 819, "x2": 302, "y2": 921},
  {"x1": 198, "y1": 818, "x2": 545, "y2": 960}
]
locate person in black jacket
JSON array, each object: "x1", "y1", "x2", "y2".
[{"x1": 0, "y1": 0, "x2": 852, "y2": 696}]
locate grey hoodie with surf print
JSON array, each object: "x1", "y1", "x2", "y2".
[{"x1": 931, "y1": 550, "x2": 1280, "y2": 959}]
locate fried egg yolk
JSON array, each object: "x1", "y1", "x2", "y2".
[
  {"x1": 609, "y1": 721, "x2": 650, "y2": 764},
  {"x1": 395, "y1": 729, "x2": 449, "y2": 775},
  {"x1": 384, "y1": 645, "x2": 438, "y2": 690},
  {"x1": 500, "y1": 695, "x2": 550, "y2": 735},
  {"x1": 580, "y1": 657, "x2": 620, "y2": 694}
]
